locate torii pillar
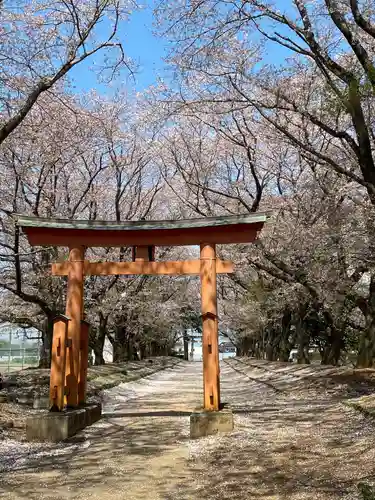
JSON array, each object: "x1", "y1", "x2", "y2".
[
  {"x1": 17, "y1": 212, "x2": 267, "y2": 440},
  {"x1": 65, "y1": 246, "x2": 85, "y2": 407},
  {"x1": 200, "y1": 243, "x2": 220, "y2": 411}
]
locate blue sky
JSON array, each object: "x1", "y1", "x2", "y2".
[
  {"x1": 70, "y1": 0, "x2": 293, "y2": 95},
  {"x1": 70, "y1": 1, "x2": 167, "y2": 94}
]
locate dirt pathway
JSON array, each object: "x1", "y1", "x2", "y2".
[{"x1": 1, "y1": 360, "x2": 375, "y2": 499}]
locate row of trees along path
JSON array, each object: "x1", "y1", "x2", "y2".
[{"x1": 0, "y1": 1, "x2": 375, "y2": 366}]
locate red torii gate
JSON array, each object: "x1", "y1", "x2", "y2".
[{"x1": 18, "y1": 214, "x2": 267, "y2": 413}]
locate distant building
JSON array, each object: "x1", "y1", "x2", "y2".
[
  {"x1": 219, "y1": 342, "x2": 236, "y2": 354},
  {"x1": 175, "y1": 332, "x2": 236, "y2": 361}
]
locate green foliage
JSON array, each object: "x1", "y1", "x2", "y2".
[{"x1": 359, "y1": 482, "x2": 375, "y2": 500}]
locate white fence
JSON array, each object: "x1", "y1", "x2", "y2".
[{"x1": 0, "y1": 326, "x2": 41, "y2": 374}]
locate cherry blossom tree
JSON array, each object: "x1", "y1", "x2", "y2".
[
  {"x1": 0, "y1": 0, "x2": 138, "y2": 145},
  {"x1": 0, "y1": 90, "x2": 165, "y2": 365},
  {"x1": 155, "y1": 0, "x2": 375, "y2": 366}
]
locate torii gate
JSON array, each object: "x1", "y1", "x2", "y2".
[{"x1": 18, "y1": 214, "x2": 267, "y2": 413}]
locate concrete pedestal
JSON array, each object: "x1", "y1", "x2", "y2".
[
  {"x1": 33, "y1": 396, "x2": 50, "y2": 409},
  {"x1": 26, "y1": 403, "x2": 101, "y2": 442},
  {"x1": 190, "y1": 407, "x2": 234, "y2": 439}
]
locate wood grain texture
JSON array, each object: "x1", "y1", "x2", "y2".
[{"x1": 52, "y1": 259, "x2": 234, "y2": 276}]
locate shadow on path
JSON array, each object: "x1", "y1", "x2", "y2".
[{"x1": 1, "y1": 360, "x2": 375, "y2": 499}]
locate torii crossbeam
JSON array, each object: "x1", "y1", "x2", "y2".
[{"x1": 17, "y1": 214, "x2": 267, "y2": 413}]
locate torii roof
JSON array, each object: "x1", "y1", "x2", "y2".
[{"x1": 16, "y1": 213, "x2": 268, "y2": 247}]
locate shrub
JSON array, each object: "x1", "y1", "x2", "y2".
[{"x1": 359, "y1": 483, "x2": 375, "y2": 500}]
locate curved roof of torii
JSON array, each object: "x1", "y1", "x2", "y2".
[{"x1": 16, "y1": 213, "x2": 268, "y2": 247}]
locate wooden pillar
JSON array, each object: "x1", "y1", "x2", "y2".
[
  {"x1": 183, "y1": 331, "x2": 189, "y2": 361},
  {"x1": 49, "y1": 315, "x2": 69, "y2": 411},
  {"x1": 65, "y1": 246, "x2": 85, "y2": 407},
  {"x1": 78, "y1": 320, "x2": 90, "y2": 405},
  {"x1": 200, "y1": 243, "x2": 220, "y2": 411},
  {"x1": 133, "y1": 245, "x2": 155, "y2": 262}
]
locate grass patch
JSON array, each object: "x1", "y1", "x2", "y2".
[
  {"x1": 359, "y1": 482, "x2": 375, "y2": 500},
  {"x1": 345, "y1": 394, "x2": 375, "y2": 418}
]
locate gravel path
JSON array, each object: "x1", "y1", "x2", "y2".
[{"x1": 1, "y1": 360, "x2": 375, "y2": 499}]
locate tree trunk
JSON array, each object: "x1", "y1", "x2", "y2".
[
  {"x1": 93, "y1": 345, "x2": 105, "y2": 365},
  {"x1": 183, "y1": 330, "x2": 189, "y2": 361},
  {"x1": 253, "y1": 341, "x2": 260, "y2": 359},
  {"x1": 294, "y1": 303, "x2": 310, "y2": 364},
  {"x1": 150, "y1": 341, "x2": 160, "y2": 356},
  {"x1": 296, "y1": 325, "x2": 310, "y2": 364},
  {"x1": 38, "y1": 314, "x2": 54, "y2": 368},
  {"x1": 264, "y1": 328, "x2": 277, "y2": 361},
  {"x1": 113, "y1": 325, "x2": 127, "y2": 362},
  {"x1": 279, "y1": 309, "x2": 293, "y2": 361},
  {"x1": 265, "y1": 343, "x2": 275, "y2": 361},
  {"x1": 320, "y1": 329, "x2": 343, "y2": 366},
  {"x1": 357, "y1": 316, "x2": 375, "y2": 368},
  {"x1": 237, "y1": 335, "x2": 252, "y2": 357},
  {"x1": 139, "y1": 343, "x2": 146, "y2": 360},
  {"x1": 126, "y1": 333, "x2": 139, "y2": 361},
  {"x1": 279, "y1": 346, "x2": 291, "y2": 362},
  {"x1": 357, "y1": 274, "x2": 375, "y2": 367},
  {"x1": 189, "y1": 336, "x2": 195, "y2": 360},
  {"x1": 93, "y1": 313, "x2": 107, "y2": 365}
]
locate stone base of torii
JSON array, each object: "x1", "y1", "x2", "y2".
[{"x1": 17, "y1": 214, "x2": 267, "y2": 441}]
